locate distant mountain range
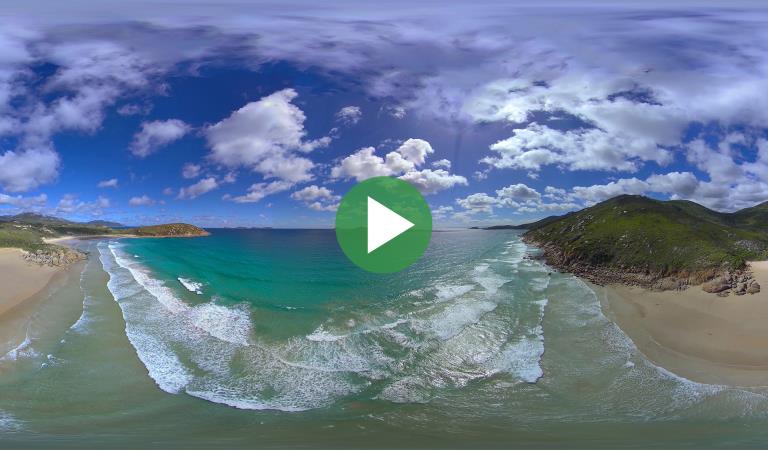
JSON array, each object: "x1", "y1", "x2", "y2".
[
  {"x1": 489, "y1": 195, "x2": 767, "y2": 294},
  {"x1": 0, "y1": 213, "x2": 125, "y2": 227}
]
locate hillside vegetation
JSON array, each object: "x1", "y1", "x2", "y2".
[
  {"x1": 129, "y1": 223, "x2": 210, "y2": 237},
  {"x1": 521, "y1": 195, "x2": 768, "y2": 294},
  {"x1": 0, "y1": 213, "x2": 208, "y2": 266}
]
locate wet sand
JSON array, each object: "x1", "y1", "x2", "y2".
[
  {"x1": 0, "y1": 249, "x2": 61, "y2": 317},
  {"x1": 597, "y1": 261, "x2": 768, "y2": 386}
]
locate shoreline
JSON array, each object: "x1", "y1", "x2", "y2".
[
  {"x1": 594, "y1": 260, "x2": 768, "y2": 387},
  {"x1": 0, "y1": 249, "x2": 62, "y2": 318}
]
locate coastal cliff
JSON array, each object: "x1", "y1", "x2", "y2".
[{"x1": 519, "y1": 195, "x2": 767, "y2": 296}]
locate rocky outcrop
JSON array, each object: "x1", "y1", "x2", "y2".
[
  {"x1": 525, "y1": 236, "x2": 761, "y2": 296},
  {"x1": 22, "y1": 246, "x2": 87, "y2": 267}
]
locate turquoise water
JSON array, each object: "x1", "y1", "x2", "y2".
[{"x1": 2, "y1": 229, "x2": 768, "y2": 448}]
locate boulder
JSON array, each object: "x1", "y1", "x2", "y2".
[
  {"x1": 702, "y1": 277, "x2": 731, "y2": 294},
  {"x1": 747, "y1": 281, "x2": 761, "y2": 295}
]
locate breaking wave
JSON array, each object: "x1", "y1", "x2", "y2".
[{"x1": 98, "y1": 236, "x2": 550, "y2": 411}]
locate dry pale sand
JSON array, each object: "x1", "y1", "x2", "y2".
[
  {"x1": 596, "y1": 261, "x2": 768, "y2": 386},
  {"x1": 0, "y1": 248, "x2": 61, "y2": 317}
]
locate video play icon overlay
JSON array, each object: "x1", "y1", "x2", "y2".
[{"x1": 335, "y1": 177, "x2": 432, "y2": 273}]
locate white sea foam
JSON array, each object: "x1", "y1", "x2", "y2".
[
  {"x1": 306, "y1": 325, "x2": 349, "y2": 342},
  {"x1": 109, "y1": 245, "x2": 251, "y2": 345},
  {"x1": 411, "y1": 299, "x2": 497, "y2": 341},
  {"x1": 435, "y1": 284, "x2": 474, "y2": 301},
  {"x1": 178, "y1": 277, "x2": 204, "y2": 294},
  {"x1": 0, "y1": 410, "x2": 22, "y2": 432},
  {"x1": 472, "y1": 264, "x2": 507, "y2": 295},
  {"x1": 0, "y1": 332, "x2": 37, "y2": 363},
  {"x1": 190, "y1": 303, "x2": 252, "y2": 346},
  {"x1": 96, "y1": 235, "x2": 561, "y2": 411},
  {"x1": 100, "y1": 242, "x2": 370, "y2": 411}
]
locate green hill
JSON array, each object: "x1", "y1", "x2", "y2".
[
  {"x1": 0, "y1": 214, "x2": 207, "y2": 266},
  {"x1": 129, "y1": 223, "x2": 209, "y2": 237},
  {"x1": 523, "y1": 195, "x2": 768, "y2": 293}
]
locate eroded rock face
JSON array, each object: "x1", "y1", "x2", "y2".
[{"x1": 22, "y1": 246, "x2": 87, "y2": 267}]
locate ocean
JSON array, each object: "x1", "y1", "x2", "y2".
[{"x1": 1, "y1": 229, "x2": 768, "y2": 449}]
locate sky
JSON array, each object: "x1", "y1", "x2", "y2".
[{"x1": 0, "y1": 1, "x2": 768, "y2": 228}]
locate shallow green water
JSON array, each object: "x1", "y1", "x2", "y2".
[{"x1": 2, "y1": 229, "x2": 768, "y2": 449}]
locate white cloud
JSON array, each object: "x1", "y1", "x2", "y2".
[
  {"x1": 335, "y1": 106, "x2": 362, "y2": 125},
  {"x1": 331, "y1": 147, "x2": 398, "y2": 181},
  {"x1": 225, "y1": 180, "x2": 293, "y2": 204},
  {"x1": 182, "y1": 163, "x2": 202, "y2": 179},
  {"x1": 57, "y1": 194, "x2": 110, "y2": 215},
  {"x1": 432, "y1": 159, "x2": 451, "y2": 169},
  {"x1": 0, "y1": 193, "x2": 47, "y2": 209},
  {"x1": 456, "y1": 182, "x2": 578, "y2": 216},
  {"x1": 290, "y1": 185, "x2": 338, "y2": 202},
  {"x1": 291, "y1": 185, "x2": 340, "y2": 211},
  {"x1": 117, "y1": 103, "x2": 151, "y2": 116},
  {"x1": 178, "y1": 177, "x2": 218, "y2": 200},
  {"x1": 331, "y1": 139, "x2": 466, "y2": 194},
  {"x1": 456, "y1": 192, "x2": 498, "y2": 214},
  {"x1": 128, "y1": 195, "x2": 156, "y2": 206},
  {"x1": 570, "y1": 178, "x2": 649, "y2": 204},
  {"x1": 399, "y1": 169, "x2": 468, "y2": 195},
  {"x1": 130, "y1": 119, "x2": 190, "y2": 157},
  {"x1": 162, "y1": 187, "x2": 174, "y2": 196},
  {"x1": 495, "y1": 183, "x2": 541, "y2": 204},
  {"x1": 0, "y1": 147, "x2": 60, "y2": 192},
  {"x1": 383, "y1": 105, "x2": 406, "y2": 119},
  {"x1": 205, "y1": 88, "x2": 329, "y2": 183},
  {"x1": 482, "y1": 123, "x2": 669, "y2": 174},
  {"x1": 97, "y1": 178, "x2": 118, "y2": 188}
]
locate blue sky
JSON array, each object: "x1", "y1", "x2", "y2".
[{"x1": 0, "y1": 1, "x2": 767, "y2": 227}]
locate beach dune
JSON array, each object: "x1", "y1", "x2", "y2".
[{"x1": 598, "y1": 261, "x2": 768, "y2": 387}]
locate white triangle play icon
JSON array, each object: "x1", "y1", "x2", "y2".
[{"x1": 367, "y1": 196, "x2": 415, "y2": 254}]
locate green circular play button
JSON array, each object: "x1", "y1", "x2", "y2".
[{"x1": 335, "y1": 176, "x2": 432, "y2": 273}]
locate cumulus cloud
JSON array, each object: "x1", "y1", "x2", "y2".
[
  {"x1": 432, "y1": 159, "x2": 451, "y2": 169},
  {"x1": 205, "y1": 89, "x2": 329, "y2": 184},
  {"x1": 225, "y1": 180, "x2": 292, "y2": 204},
  {"x1": 456, "y1": 182, "x2": 578, "y2": 216},
  {"x1": 331, "y1": 139, "x2": 466, "y2": 194},
  {"x1": 482, "y1": 123, "x2": 669, "y2": 174},
  {"x1": 0, "y1": 147, "x2": 60, "y2": 193},
  {"x1": 0, "y1": 193, "x2": 47, "y2": 209},
  {"x1": 4, "y1": 5, "x2": 768, "y2": 212},
  {"x1": 178, "y1": 177, "x2": 218, "y2": 200},
  {"x1": 290, "y1": 185, "x2": 340, "y2": 211},
  {"x1": 182, "y1": 163, "x2": 202, "y2": 179},
  {"x1": 57, "y1": 194, "x2": 110, "y2": 215},
  {"x1": 128, "y1": 195, "x2": 156, "y2": 206},
  {"x1": 130, "y1": 119, "x2": 190, "y2": 157},
  {"x1": 335, "y1": 106, "x2": 362, "y2": 125},
  {"x1": 456, "y1": 192, "x2": 498, "y2": 214},
  {"x1": 97, "y1": 178, "x2": 118, "y2": 188},
  {"x1": 399, "y1": 169, "x2": 468, "y2": 195}
]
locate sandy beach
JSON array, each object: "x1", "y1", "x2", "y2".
[
  {"x1": 597, "y1": 261, "x2": 768, "y2": 386},
  {"x1": 0, "y1": 249, "x2": 61, "y2": 318}
]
